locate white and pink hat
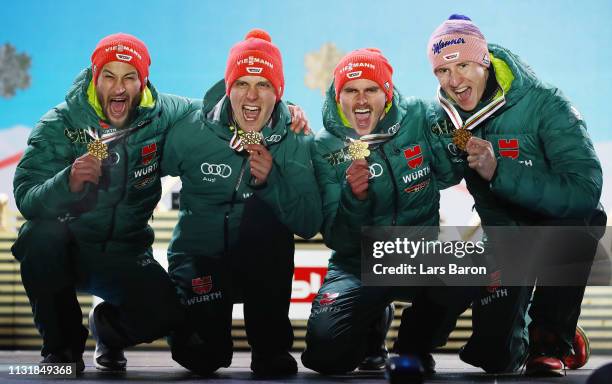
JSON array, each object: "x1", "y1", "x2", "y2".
[{"x1": 427, "y1": 14, "x2": 490, "y2": 71}]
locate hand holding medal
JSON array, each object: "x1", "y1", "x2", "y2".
[
  {"x1": 69, "y1": 153, "x2": 102, "y2": 193},
  {"x1": 245, "y1": 143, "x2": 272, "y2": 186},
  {"x1": 345, "y1": 158, "x2": 369, "y2": 200},
  {"x1": 242, "y1": 131, "x2": 271, "y2": 185},
  {"x1": 466, "y1": 136, "x2": 497, "y2": 181}
]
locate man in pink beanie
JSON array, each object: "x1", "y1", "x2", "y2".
[{"x1": 426, "y1": 14, "x2": 604, "y2": 376}]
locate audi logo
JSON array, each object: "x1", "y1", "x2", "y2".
[
  {"x1": 369, "y1": 163, "x2": 383, "y2": 179},
  {"x1": 387, "y1": 123, "x2": 399, "y2": 135},
  {"x1": 266, "y1": 134, "x2": 282, "y2": 143},
  {"x1": 103, "y1": 151, "x2": 120, "y2": 166},
  {"x1": 447, "y1": 142, "x2": 460, "y2": 156},
  {"x1": 201, "y1": 162, "x2": 232, "y2": 178}
]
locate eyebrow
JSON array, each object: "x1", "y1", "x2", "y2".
[{"x1": 101, "y1": 69, "x2": 138, "y2": 77}]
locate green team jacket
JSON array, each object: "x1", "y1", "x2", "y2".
[
  {"x1": 13, "y1": 68, "x2": 195, "y2": 253},
  {"x1": 431, "y1": 44, "x2": 603, "y2": 225},
  {"x1": 313, "y1": 84, "x2": 460, "y2": 274},
  {"x1": 161, "y1": 80, "x2": 322, "y2": 263}
]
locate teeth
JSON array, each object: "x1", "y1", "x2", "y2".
[
  {"x1": 455, "y1": 87, "x2": 468, "y2": 94},
  {"x1": 243, "y1": 106, "x2": 260, "y2": 111},
  {"x1": 355, "y1": 109, "x2": 370, "y2": 113}
]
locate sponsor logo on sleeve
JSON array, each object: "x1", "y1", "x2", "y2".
[
  {"x1": 498, "y1": 139, "x2": 519, "y2": 159},
  {"x1": 319, "y1": 292, "x2": 339, "y2": 306}
]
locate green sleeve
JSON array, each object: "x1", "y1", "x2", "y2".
[
  {"x1": 311, "y1": 138, "x2": 371, "y2": 254},
  {"x1": 160, "y1": 116, "x2": 185, "y2": 178},
  {"x1": 13, "y1": 110, "x2": 89, "y2": 219},
  {"x1": 254, "y1": 134, "x2": 323, "y2": 239},
  {"x1": 158, "y1": 95, "x2": 200, "y2": 177},
  {"x1": 161, "y1": 94, "x2": 201, "y2": 126},
  {"x1": 490, "y1": 89, "x2": 602, "y2": 218}
]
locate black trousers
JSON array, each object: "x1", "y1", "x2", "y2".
[
  {"x1": 301, "y1": 266, "x2": 473, "y2": 374},
  {"x1": 169, "y1": 196, "x2": 295, "y2": 374},
  {"x1": 461, "y1": 209, "x2": 605, "y2": 372},
  {"x1": 12, "y1": 219, "x2": 184, "y2": 357}
]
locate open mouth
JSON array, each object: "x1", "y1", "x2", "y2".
[
  {"x1": 354, "y1": 108, "x2": 371, "y2": 129},
  {"x1": 243, "y1": 105, "x2": 261, "y2": 122},
  {"x1": 453, "y1": 86, "x2": 472, "y2": 104},
  {"x1": 108, "y1": 97, "x2": 128, "y2": 118}
]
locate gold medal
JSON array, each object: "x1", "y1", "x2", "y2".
[
  {"x1": 347, "y1": 140, "x2": 370, "y2": 160},
  {"x1": 452, "y1": 128, "x2": 472, "y2": 151},
  {"x1": 241, "y1": 131, "x2": 263, "y2": 145},
  {"x1": 87, "y1": 139, "x2": 108, "y2": 160}
]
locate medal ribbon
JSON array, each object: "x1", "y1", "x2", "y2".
[
  {"x1": 85, "y1": 122, "x2": 149, "y2": 145},
  {"x1": 436, "y1": 85, "x2": 506, "y2": 131}
]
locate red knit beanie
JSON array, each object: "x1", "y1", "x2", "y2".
[
  {"x1": 333, "y1": 48, "x2": 394, "y2": 102},
  {"x1": 225, "y1": 29, "x2": 284, "y2": 101},
  {"x1": 91, "y1": 33, "x2": 151, "y2": 91}
]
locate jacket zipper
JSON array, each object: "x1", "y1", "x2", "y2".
[
  {"x1": 102, "y1": 119, "x2": 153, "y2": 252},
  {"x1": 224, "y1": 157, "x2": 248, "y2": 256},
  {"x1": 102, "y1": 140, "x2": 127, "y2": 252},
  {"x1": 378, "y1": 146, "x2": 398, "y2": 226}
]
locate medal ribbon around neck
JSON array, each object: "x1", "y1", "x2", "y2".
[
  {"x1": 85, "y1": 124, "x2": 147, "y2": 160},
  {"x1": 345, "y1": 126, "x2": 400, "y2": 161},
  {"x1": 437, "y1": 86, "x2": 506, "y2": 150}
]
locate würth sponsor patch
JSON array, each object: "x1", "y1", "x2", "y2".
[
  {"x1": 319, "y1": 292, "x2": 339, "y2": 306},
  {"x1": 192, "y1": 276, "x2": 213, "y2": 295},
  {"x1": 403, "y1": 145, "x2": 424, "y2": 169},
  {"x1": 498, "y1": 139, "x2": 519, "y2": 159},
  {"x1": 133, "y1": 162, "x2": 158, "y2": 179},
  {"x1": 141, "y1": 142, "x2": 157, "y2": 165}
]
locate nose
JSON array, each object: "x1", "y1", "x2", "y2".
[
  {"x1": 112, "y1": 79, "x2": 126, "y2": 95},
  {"x1": 246, "y1": 85, "x2": 258, "y2": 101},
  {"x1": 356, "y1": 91, "x2": 367, "y2": 105},
  {"x1": 449, "y1": 70, "x2": 462, "y2": 88}
]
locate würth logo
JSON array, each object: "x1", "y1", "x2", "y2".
[
  {"x1": 404, "y1": 145, "x2": 423, "y2": 169},
  {"x1": 141, "y1": 143, "x2": 157, "y2": 165},
  {"x1": 192, "y1": 276, "x2": 213, "y2": 295},
  {"x1": 498, "y1": 139, "x2": 519, "y2": 159},
  {"x1": 319, "y1": 292, "x2": 339, "y2": 306}
]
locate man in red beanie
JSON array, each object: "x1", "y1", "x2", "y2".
[
  {"x1": 11, "y1": 32, "x2": 198, "y2": 373},
  {"x1": 426, "y1": 14, "x2": 604, "y2": 376},
  {"x1": 161, "y1": 29, "x2": 321, "y2": 377},
  {"x1": 301, "y1": 47, "x2": 473, "y2": 375}
]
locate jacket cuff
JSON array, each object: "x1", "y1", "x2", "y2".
[
  {"x1": 251, "y1": 161, "x2": 280, "y2": 194},
  {"x1": 51, "y1": 166, "x2": 91, "y2": 206},
  {"x1": 338, "y1": 179, "x2": 371, "y2": 217},
  {"x1": 489, "y1": 157, "x2": 516, "y2": 196}
]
